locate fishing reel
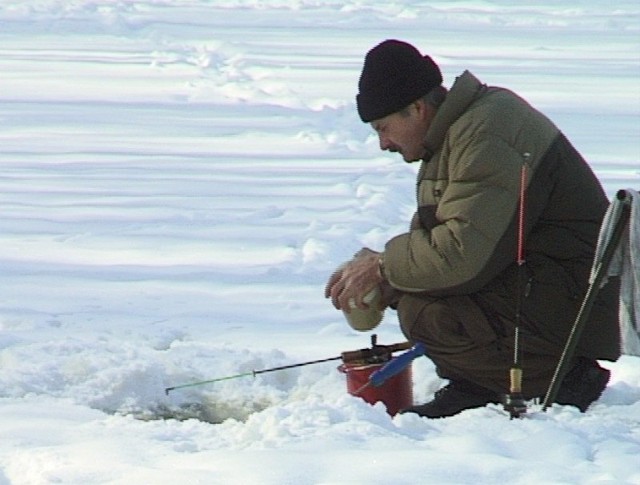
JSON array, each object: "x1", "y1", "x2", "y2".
[{"x1": 340, "y1": 334, "x2": 411, "y2": 365}]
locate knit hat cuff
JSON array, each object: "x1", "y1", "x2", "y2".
[{"x1": 356, "y1": 69, "x2": 434, "y2": 122}]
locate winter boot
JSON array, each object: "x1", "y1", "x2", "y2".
[
  {"x1": 554, "y1": 357, "x2": 610, "y2": 412},
  {"x1": 399, "y1": 379, "x2": 500, "y2": 418}
]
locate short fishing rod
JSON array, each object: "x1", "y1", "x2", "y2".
[
  {"x1": 503, "y1": 158, "x2": 529, "y2": 419},
  {"x1": 165, "y1": 339, "x2": 411, "y2": 395},
  {"x1": 165, "y1": 355, "x2": 342, "y2": 395}
]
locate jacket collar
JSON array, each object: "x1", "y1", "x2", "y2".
[{"x1": 421, "y1": 70, "x2": 487, "y2": 161}]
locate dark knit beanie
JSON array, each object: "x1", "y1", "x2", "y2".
[{"x1": 356, "y1": 40, "x2": 443, "y2": 122}]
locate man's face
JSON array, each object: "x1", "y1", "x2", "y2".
[{"x1": 371, "y1": 101, "x2": 433, "y2": 162}]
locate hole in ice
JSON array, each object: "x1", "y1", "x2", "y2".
[
  {"x1": 99, "y1": 383, "x2": 284, "y2": 424},
  {"x1": 126, "y1": 396, "x2": 275, "y2": 424}
]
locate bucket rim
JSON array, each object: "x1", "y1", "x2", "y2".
[{"x1": 337, "y1": 362, "x2": 385, "y2": 372}]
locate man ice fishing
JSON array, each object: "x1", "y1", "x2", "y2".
[{"x1": 325, "y1": 39, "x2": 620, "y2": 418}]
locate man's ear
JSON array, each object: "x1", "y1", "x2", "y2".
[{"x1": 414, "y1": 98, "x2": 429, "y2": 119}]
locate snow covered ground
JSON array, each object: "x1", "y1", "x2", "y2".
[{"x1": 1, "y1": 1, "x2": 639, "y2": 483}]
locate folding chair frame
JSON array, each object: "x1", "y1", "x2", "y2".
[{"x1": 542, "y1": 189, "x2": 633, "y2": 411}]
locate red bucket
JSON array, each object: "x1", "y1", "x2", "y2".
[{"x1": 338, "y1": 362, "x2": 413, "y2": 416}]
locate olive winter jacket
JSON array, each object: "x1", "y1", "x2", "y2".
[{"x1": 382, "y1": 71, "x2": 620, "y2": 361}]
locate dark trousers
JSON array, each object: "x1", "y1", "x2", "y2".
[{"x1": 396, "y1": 293, "x2": 567, "y2": 398}]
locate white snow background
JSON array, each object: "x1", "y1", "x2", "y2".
[{"x1": 1, "y1": 1, "x2": 639, "y2": 484}]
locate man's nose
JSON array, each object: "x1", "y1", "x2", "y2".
[{"x1": 379, "y1": 134, "x2": 391, "y2": 151}]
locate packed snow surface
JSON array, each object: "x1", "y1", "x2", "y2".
[{"x1": 0, "y1": 1, "x2": 639, "y2": 484}]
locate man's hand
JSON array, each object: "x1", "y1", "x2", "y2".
[{"x1": 324, "y1": 248, "x2": 384, "y2": 312}]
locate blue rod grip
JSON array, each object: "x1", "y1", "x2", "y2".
[{"x1": 368, "y1": 343, "x2": 426, "y2": 387}]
